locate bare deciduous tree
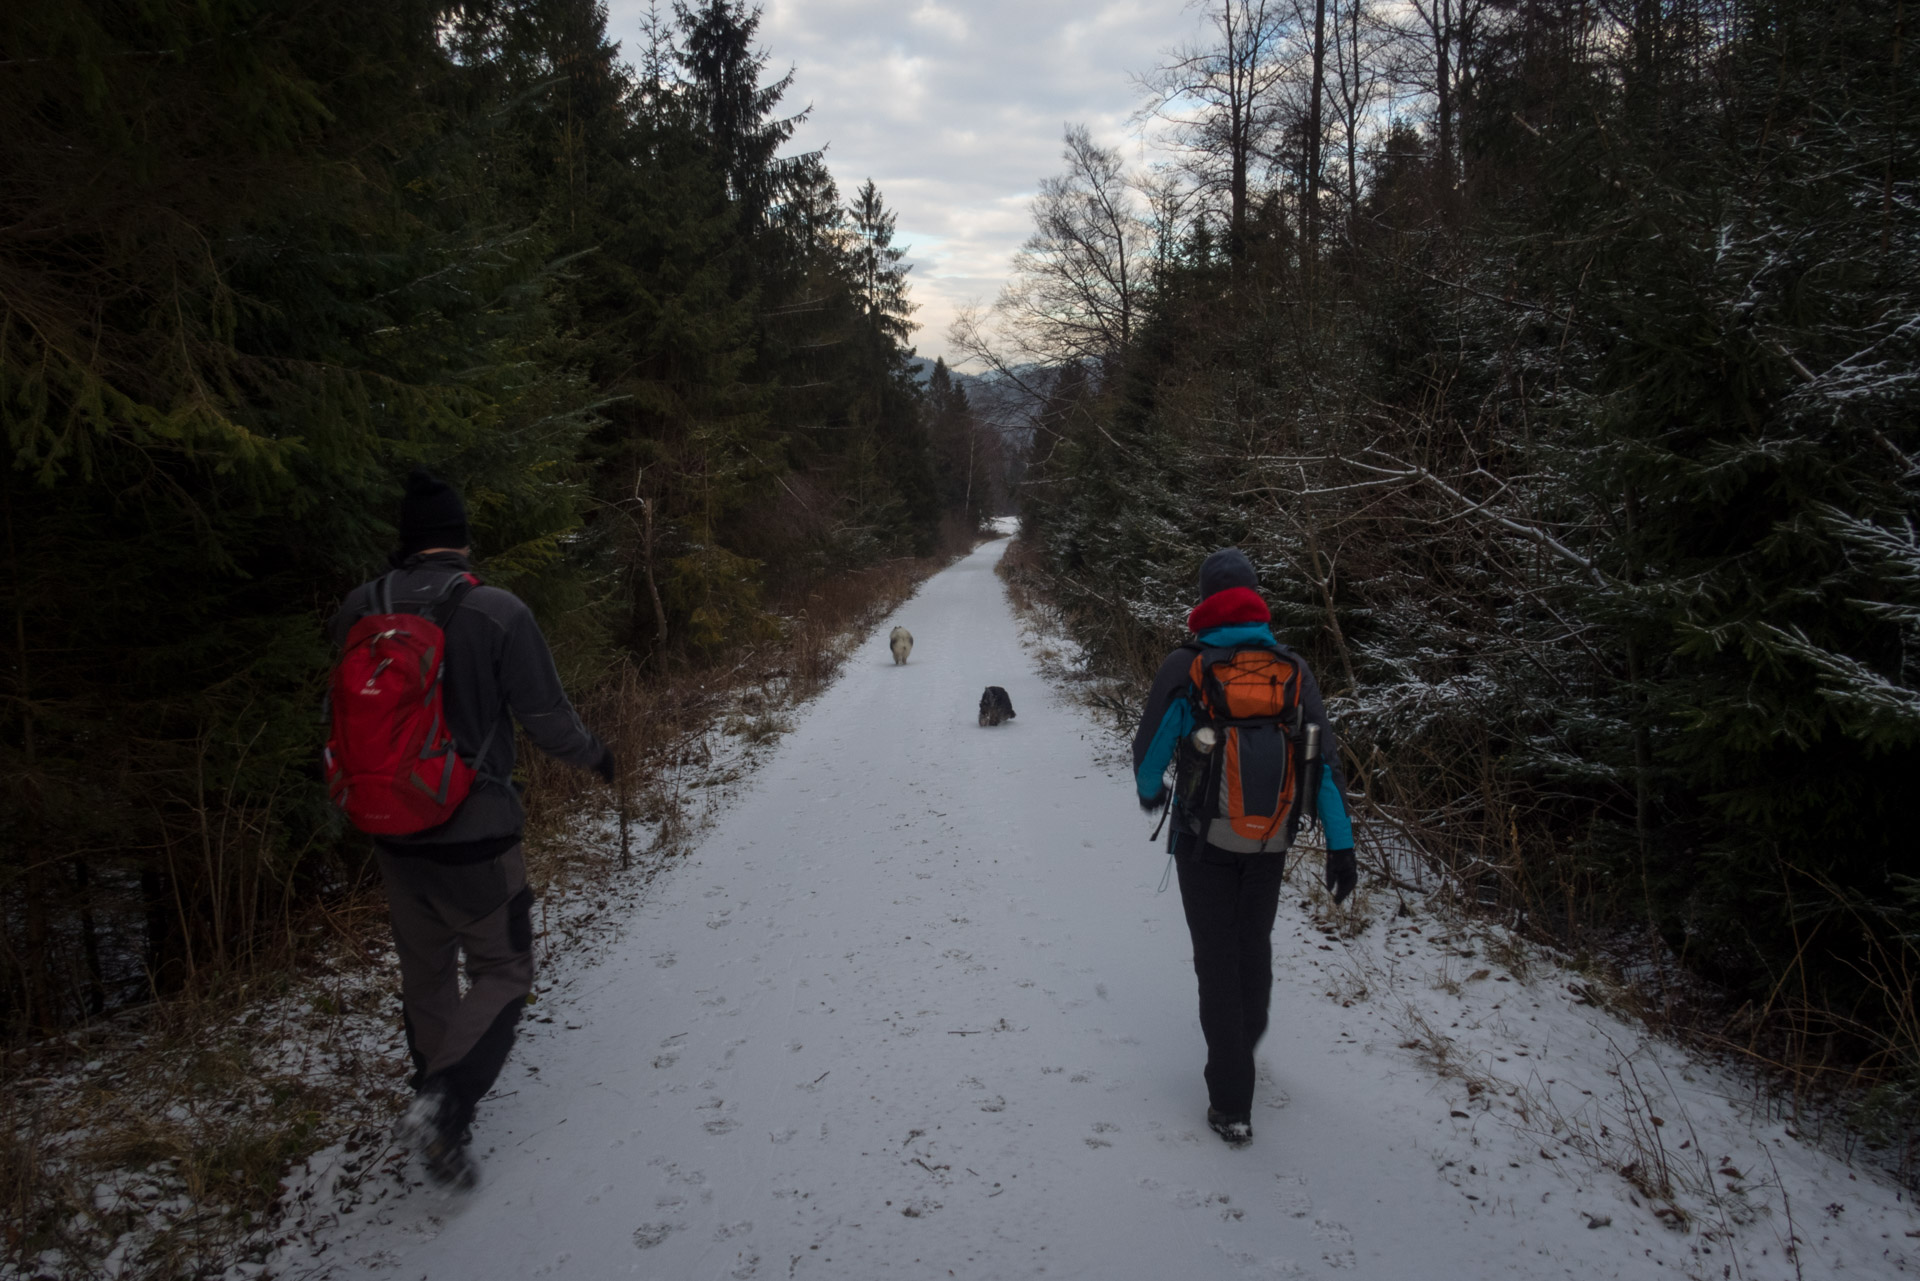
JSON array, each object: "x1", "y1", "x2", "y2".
[
  {"x1": 1140, "y1": 0, "x2": 1299, "y2": 262},
  {"x1": 1393, "y1": 0, "x2": 1487, "y2": 201},
  {"x1": 950, "y1": 126, "x2": 1152, "y2": 384}
]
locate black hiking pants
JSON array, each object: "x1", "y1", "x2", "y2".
[
  {"x1": 378, "y1": 845, "x2": 534, "y2": 1132},
  {"x1": 1173, "y1": 832, "x2": 1288, "y2": 1118}
]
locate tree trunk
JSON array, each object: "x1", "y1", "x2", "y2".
[
  {"x1": 1345, "y1": 0, "x2": 1362, "y2": 224},
  {"x1": 1887, "y1": 0, "x2": 1905, "y2": 259},
  {"x1": 74, "y1": 857, "x2": 104, "y2": 1016},
  {"x1": 964, "y1": 426, "x2": 976, "y2": 530},
  {"x1": 1306, "y1": 0, "x2": 1329, "y2": 268},
  {"x1": 1435, "y1": 0, "x2": 1454, "y2": 205},
  {"x1": 630, "y1": 467, "x2": 671, "y2": 664},
  {"x1": 4, "y1": 472, "x2": 53, "y2": 1029},
  {"x1": 1230, "y1": 104, "x2": 1250, "y2": 263}
]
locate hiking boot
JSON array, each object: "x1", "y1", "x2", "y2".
[
  {"x1": 422, "y1": 1131, "x2": 478, "y2": 1191},
  {"x1": 1207, "y1": 1108, "x2": 1253, "y2": 1147},
  {"x1": 395, "y1": 1085, "x2": 478, "y2": 1190}
]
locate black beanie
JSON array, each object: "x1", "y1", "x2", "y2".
[
  {"x1": 1197, "y1": 547, "x2": 1258, "y2": 598},
  {"x1": 398, "y1": 468, "x2": 471, "y2": 556}
]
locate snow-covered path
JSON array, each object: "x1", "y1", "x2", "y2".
[{"x1": 305, "y1": 535, "x2": 1916, "y2": 1281}]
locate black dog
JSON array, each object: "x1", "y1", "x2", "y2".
[{"x1": 978, "y1": 686, "x2": 1016, "y2": 727}]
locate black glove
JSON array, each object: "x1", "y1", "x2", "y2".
[
  {"x1": 1138, "y1": 788, "x2": 1169, "y2": 815},
  {"x1": 592, "y1": 746, "x2": 617, "y2": 785},
  {"x1": 1325, "y1": 848, "x2": 1357, "y2": 904}
]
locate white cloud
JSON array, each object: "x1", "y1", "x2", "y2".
[
  {"x1": 603, "y1": 0, "x2": 1203, "y2": 362},
  {"x1": 907, "y1": 2, "x2": 969, "y2": 43}
]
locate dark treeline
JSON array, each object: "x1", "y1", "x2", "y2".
[
  {"x1": 0, "y1": 0, "x2": 1000, "y2": 1032},
  {"x1": 970, "y1": 0, "x2": 1918, "y2": 1130}
]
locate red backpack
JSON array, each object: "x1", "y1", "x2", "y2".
[{"x1": 324, "y1": 572, "x2": 493, "y2": 835}]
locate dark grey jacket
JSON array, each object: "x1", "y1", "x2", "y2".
[{"x1": 329, "y1": 552, "x2": 604, "y2": 859}]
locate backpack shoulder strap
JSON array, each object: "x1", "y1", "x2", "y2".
[
  {"x1": 1187, "y1": 644, "x2": 1247, "y2": 718},
  {"x1": 427, "y1": 571, "x2": 482, "y2": 630},
  {"x1": 427, "y1": 572, "x2": 497, "y2": 779}
]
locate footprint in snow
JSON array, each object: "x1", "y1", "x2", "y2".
[
  {"x1": 1255, "y1": 1061, "x2": 1292, "y2": 1109},
  {"x1": 653, "y1": 953, "x2": 677, "y2": 969},
  {"x1": 658, "y1": 1161, "x2": 708, "y2": 1193},
  {"x1": 713, "y1": 1221, "x2": 753, "y2": 1240},
  {"x1": 1217, "y1": 1247, "x2": 1310, "y2": 1278},
  {"x1": 1312, "y1": 1219, "x2": 1357, "y2": 1269},
  {"x1": 1175, "y1": 1189, "x2": 1242, "y2": 1221},
  {"x1": 1273, "y1": 1174, "x2": 1312, "y2": 1219},
  {"x1": 632, "y1": 1224, "x2": 675, "y2": 1249}
]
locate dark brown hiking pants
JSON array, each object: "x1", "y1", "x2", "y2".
[{"x1": 377, "y1": 845, "x2": 535, "y2": 1129}]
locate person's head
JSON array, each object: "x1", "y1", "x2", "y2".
[
  {"x1": 398, "y1": 467, "x2": 471, "y2": 557},
  {"x1": 1186, "y1": 546, "x2": 1270, "y2": 633},
  {"x1": 1196, "y1": 547, "x2": 1258, "y2": 600}
]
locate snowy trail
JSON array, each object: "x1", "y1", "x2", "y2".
[{"x1": 305, "y1": 535, "x2": 1916, "y2": 1281}]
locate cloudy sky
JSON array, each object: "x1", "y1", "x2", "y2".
[{"x1": 604, "y1": 0, "x2": 1205, "y2": 363}]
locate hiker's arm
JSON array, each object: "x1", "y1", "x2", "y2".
[
  {"x1": 1297, "y1": 664, "x2": 1354, "y2": 852},
  {"x1": 499, "y1": 601, "x2": 606, "y2": 770},
  {"x1": 1131, "y1": 650, "x2": 1195, "y2": 803}
]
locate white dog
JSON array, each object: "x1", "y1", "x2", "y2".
[{"x1": 889, "y1": 626, "x2": 913, "y2": 665}]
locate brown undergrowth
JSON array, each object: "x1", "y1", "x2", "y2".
[{"x1": 0, "y1": 542, "x2": 971, "y2": 1281}]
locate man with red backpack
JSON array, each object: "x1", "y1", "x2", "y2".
[
  {"x1": 327, "y1": 469, "x2": 614, "y2": 1189},
  {"x1": 1133, "y1": 548, "x2": 1356, "y2": 1148}
]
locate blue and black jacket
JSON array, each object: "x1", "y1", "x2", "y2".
[{"x1": 1130, "y1": 622, "x2": 1354, "y2": 855}]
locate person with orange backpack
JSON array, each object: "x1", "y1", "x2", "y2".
[
  {"x1": 327, "y1": 469, "x2": 614, "y2": 1189},
  {"x1": 1133, "y1": 548, "x2": 1356, "y2": 1147}
]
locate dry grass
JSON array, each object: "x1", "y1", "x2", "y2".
[{"x1": 0, "y1": 943, "x2": 408, "y2": 1279}]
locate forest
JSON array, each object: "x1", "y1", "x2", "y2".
[
  {"x1": 0, "y1": 0, "x2": 998, "y2": 1034},
  {"x1": 4, "y1": 0, "x2": 1916, "y2": 1176},
  {"x1": 966, "y1": 0, "x2": 1919, "y2": 1131}
]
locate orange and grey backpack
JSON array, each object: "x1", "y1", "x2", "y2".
[{"x1": 1174, "y1": 643, "x2": 1307, "y2": 853}]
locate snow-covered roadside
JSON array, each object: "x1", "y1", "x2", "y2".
[
  {"x1": 1, "y1": 559, "x2": 924, "y2": 1281},
  {"x1": 0, "y1": 707, "x2": 778, "y2": 1281},
  {"x1": 265, "y1": 533, "x2": 1915, "y2": 1281}
]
